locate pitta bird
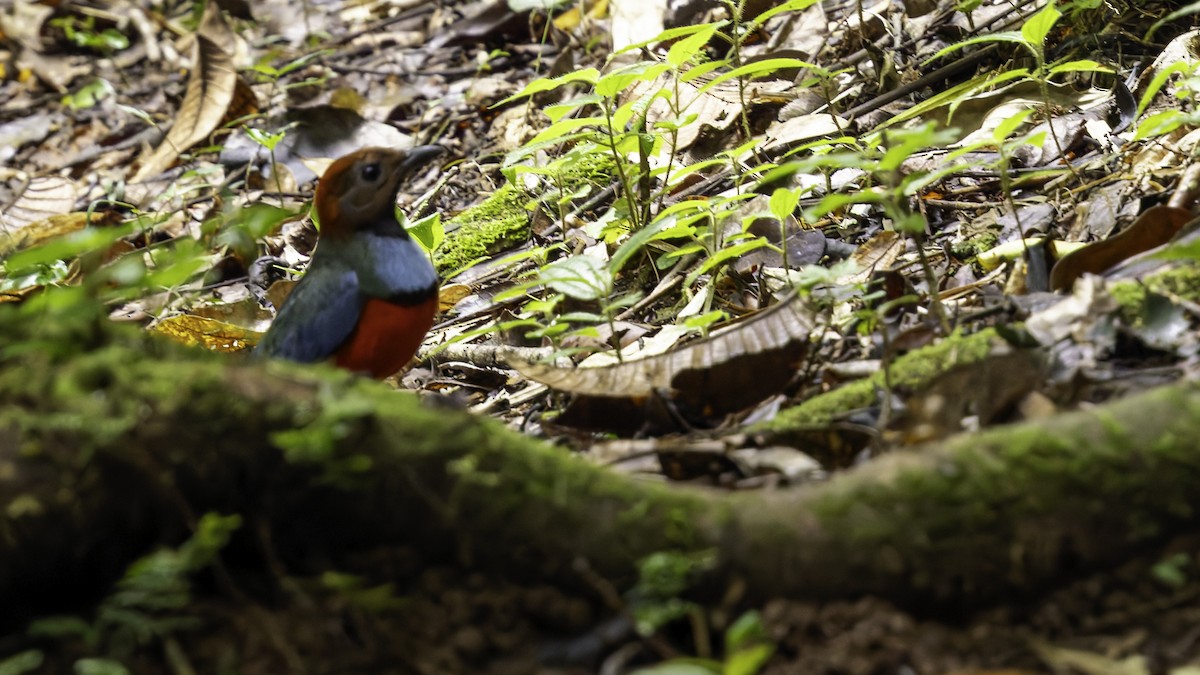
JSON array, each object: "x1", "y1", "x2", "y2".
[{"x1": 256, "y1": 145, "x2": 443, "y2": 378}]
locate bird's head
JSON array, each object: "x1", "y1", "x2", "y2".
[{"x1": 314, "y1": 145, "x2": 444, "y2": 238}]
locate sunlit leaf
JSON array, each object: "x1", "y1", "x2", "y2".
[
  {"x1": 615, "y1": 20, "x2": 729, "y2": 55},
  {"x1": 1021, "y1": 3, "x2": 1061, "y2": 47},
  {"x1": 495, "y1": 68, "x2": 600, "y2": 106},
  {"x1": 406, "y1": 212, "x2": 444, "y2": 253},
  {"x1": 667, "y1": 23, "x2": 720, "y2": 68},
  {"x1": 1047, "y1": 59, "x2": 1110, "y2": 75},
  {"x1": 540, "y1": 255, "x2": 612, "y2": 300},
  {"x1": 769, "y1": 187, "x2": 801, "y2": 223},
  {"x1": 596, "y1": 62, "x2": 670, "y2": 98},
  {"x1": 150, "y1": 314, "x2": 260, "y2": 352}
]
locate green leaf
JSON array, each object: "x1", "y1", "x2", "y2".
[
  {"x1": 26, "y1": 616, "x2": 92, "y2": 639},
  {"x1": 523, "y1": 296, "x2": 561, "y2": 315},
  {"x1": 610, "y1": 97, "x2": 640, "y2": 134},
  {"x1": 0, "y1": 650, "x2": 44, "y2": 675},
  {"x1": 682, "y1": 309, "x2": 726, "y2": 332},
  {"x1": 993, "y1": 108, "x2": 1034, "y2": 144},
  {"x1": 540, "y1": 255, "x2": 612, "y2": 300},
  {"x1": 559, "y1": 311, "x2": 607, "y2": 323},
  {"x1": 653, "y1": 112, "x2": 700, "y2": 132},
  {"x1": 1133, "y1": 109, "x2": 1192, "y2": 142},
  {"x1": 610, "y1": 218, "x2": 673, "y2": 272},
  {"x1": 223, "y1": 203, "x2": 294, "y2": 243},
  {"x1": 725, "y1": 611, "x2": 769, "y2": 652},
  {"x1": 0, "y1": 260, "x2": 72, "y2": 293},
  {"x1": 806, "y1": 189, "x2": 884, "y2": 221},
  {"x1": 925, "y1": 32, "x2": 1028, "y2": 65},
  {"x1": 244, "y1": 126, "x2": 287, "y2": 151},
  {"x1": 406, "y1": 212, "x2": 444, "y2": 252},
  {"x1": 616, "y1": 21, "x2": 729, "y2": 55},
  {"x1": 768, "y1": 187, "x2": 801, "y2": 222},
  {"x1": 667, "y1": 23, "x2": 721, "y2": 67},
  {"x1": 527, "y1": 321, "x2": 571, "y2": 340},
  {"x1": 698, "y1": 58, "x2": 817, "y2": 95},
  {"x1": 73, "y1": 658, "x2": 131, "y2": 675},
  {"x1": 748, "y1": 0, "x2": 821, "y2": 27},
  {"x1": 272, "y1": 50, "x2": 330, "y2": 78},
  {"x1": 1146, "y1": 0, "x2": 1200, "y2": 40},
  {"x1": 878, "y1": 123, "x2": 958, "y2": 172},
  {"x1": 4, "y1": 222, "x2": 136, "y2": 272},
  {"x1": 527, "y1": 116, "x2": 606, "y2": 146},
  {"x1": 679, "y1": 59, "x2": 730, "y2": 83},
  {"x1": 62, "y1": 78, "x2": 115, "y2": 111},
  {"x1": 1150, "y1": 552, "x2": 1190, "y2": 588},
  {"x1": 875, "y1": 68, "x2": 1029, "y2": 130},
  {"x1": 596, "y1": 62, "x2": 670, "y2": 98},
  {"x1": 545, "y1": 93, "x2": 604, "y2": 122},
  {"x1": 725, "y1": 645, "x2": 774, "y2": 675},
  {"x1": 1047, "y1": 59, "x2": 1110, "y2": 75},
  {"x1": 629, "y1": 661, "x2": 721, "y2": 675},
  {"x1": 892, "y1": 211, "x2": 927, "y2": 235},
  {"x1": 504, "y1": 130, "x2": 599, "y2": 167},
  {"x1": 1137, "y1": 62, "x2": 1195, "y2": 116},
  {"x1": 496, "y1": 68, "x2": 600, "y2": 106},
  {"x1": 685, "y1": 238, "x2": 770, "y2": 287},
  {"x1": 1021, "y1": 3, "x2": 1061, "y2": 47},
  {"x1": 141, "y1": 239, "x2": 212, "y2": 291},
  {"x1": 609, "y1": 203, "x2": 708, "y2": 272}
]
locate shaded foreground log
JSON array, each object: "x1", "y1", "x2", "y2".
[{"x1": 2, "y1": 302, "x2": 1200, "y2": 628}]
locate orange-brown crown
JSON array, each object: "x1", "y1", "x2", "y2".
[{"x1": 314, "y1": 145, "x2": 443, "y2": 238}]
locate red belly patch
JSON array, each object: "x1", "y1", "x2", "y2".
[{"x1": 335, "y1": 294, "x2": 438, "y2": 378}]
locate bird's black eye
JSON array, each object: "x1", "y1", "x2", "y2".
[{"x1": 361, "y1": 163, "x2": 381, "y2": 181}]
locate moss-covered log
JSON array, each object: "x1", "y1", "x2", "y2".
[{"x1": 3, "y1": 301, "x2": 1200, "y2": 629}]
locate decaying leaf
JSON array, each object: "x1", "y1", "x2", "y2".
[
  {"x1": 761, "y1": 113, "x2": 845, "y2": 154},
  {"x1": 132, "y1": 6, "x2": 251, "y2": 181},
  {"x1": 0, "y1": 212, "x2": 93, "y2": 257},
  {"x1": 734, "y1": 214, "x2": 828, "y2": 274},
  {"x1": 1031, "y1": 639, "x2": 1147, "y2": 675},
  {"x1": 0, "y1": 113, "x2": 61, "y2": 163},
  {"x1": 428, "y1": 0, "x2": 533, "y2": 49},
  {"x1": 841, "y1": 230, "x2": 902, "y2": 284},
  {"x1": 609, "y1": 0, "x2": 667, "y2": 52},
  {"x1": 899, "y1": 348, "x2": 1045, "y2": 444},
  {"x1": 438, "y1": 283, "x2": 472, "y2": 311},
  {"x1": 518, "y1": 294, "x2": 815, "y2": 430},
  {"x1": 0, "y1": 175, "x2": 80, "y2": 233},
  {"x1": 1050, "y1": 205, "x2": 1193, "y2": 291},
  {"x1": 151, "y1": 314, "x2": 260, "y2": 353},
  {"x1": 728, "y1": 446, "x2": 823, "y2": 483}
]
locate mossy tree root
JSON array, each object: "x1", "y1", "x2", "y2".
[{"x1": 2, "y1": 309, "x2": 1199, "y2": 628}]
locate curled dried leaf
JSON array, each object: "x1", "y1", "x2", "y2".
[
  {"x1": 133, "y1": 7, "x2": 251, "y2": 181},
  {"x1": 517, "y1": 294, "x2": 815, "y2": 427},
  {"x1": 1050, "y1": 205, "x2": 1193, "y2": 291}
]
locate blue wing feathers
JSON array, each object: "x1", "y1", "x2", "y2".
[{"x1": 255, "y1": 267, "x2": 363, "y2": 363}]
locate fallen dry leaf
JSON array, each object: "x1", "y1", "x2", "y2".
[
  {"x1": 151, "y1": 314, "x2": 260, "y2": 353},
  {"x1": 518, "y1": 294, "x2": 815, "y2": 432},
  {"x1": 1050, "y1": 204, "x2": 1193, "y2": 291},
  {"x1": 132, "y1": 6, "x2": 249, "y2": 181}
]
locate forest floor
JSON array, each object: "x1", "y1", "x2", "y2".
[{"x1": 5, "y1": 0, "x2": 1200, "y2": 673}]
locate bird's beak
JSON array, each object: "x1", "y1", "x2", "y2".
[{"x1": 401, "y1": 145, "x2": 445, "y2": 176}]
